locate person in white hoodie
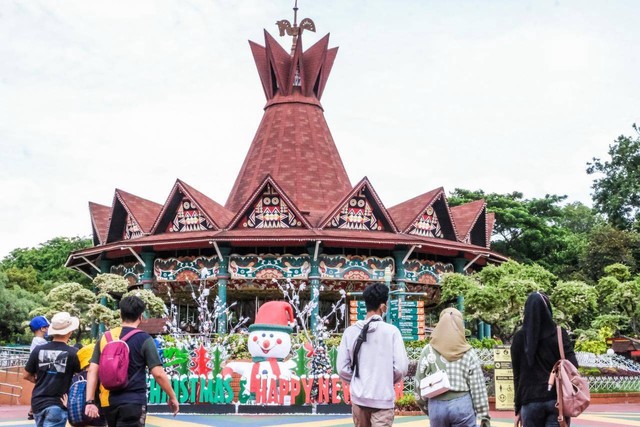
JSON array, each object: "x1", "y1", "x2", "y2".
[{"x1": 337, "y1": 283, "x2": 409, "y2": 427}]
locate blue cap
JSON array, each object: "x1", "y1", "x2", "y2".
[{"x1": 29, "y1": 316, "x2": 50, "y2": 332}]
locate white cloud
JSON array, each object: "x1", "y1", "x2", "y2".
[{"x1": 1, "y1": 0, "x2": 639, "y2": 257}]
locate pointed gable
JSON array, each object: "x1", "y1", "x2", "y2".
[
  {"x1": 264, "y1": 30, "x2": 292, "y2": 96},
  {"x1": 450, "y1": 199, "x2": 487, "y2": 246},
  {"x1": 106, "y1": 190, "x2": 162, "y2": 243},
  {"x1": 228, "y1": 175, "x2": 312, "y2": 230},
  {"x1": 486, "y1": 212, "x2": 495, "y2": 248},
  {"x1": 388, "y1": 188, "x2": 457, "y2": 240},
  {"x1": 151, "y1": 179, "x2": 234, "y2": 234},
  {"x1": 89, "y1": 202, "x2": 111, "y2": 246},
  {"x1": 320, "y1": 178, "x2": 398, "y2": 232},
  {"x1": 301, "y1": 34, "x2": 329, "y2": 98}
]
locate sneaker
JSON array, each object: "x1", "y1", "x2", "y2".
[{"x1": 27, "y1": 411, "x2": 34, "y2": 420}]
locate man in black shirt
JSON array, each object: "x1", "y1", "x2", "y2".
[
  {"x1": 85, "y1": 296, "x2": 179, "y2": 426},
  {"x1": 24, "y1": 312, "x2": 81, "y2": 427}
]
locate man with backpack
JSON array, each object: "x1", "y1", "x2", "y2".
[
  {"x1": 337, "y1": 283, "x2": 408, "y2": 427},
  {"x1": 24, "y1": 311, "x2": 82, "y2": 427},
  {"x1": 84, "y1": 296, "x2": 179, "y2": 426}
]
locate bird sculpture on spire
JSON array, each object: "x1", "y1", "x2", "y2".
[{"x1": 276, "y1": 0, "x2": 316, "y2": 55}]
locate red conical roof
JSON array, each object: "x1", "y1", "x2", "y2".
[{"x1": 225, "y1": 31, "x2": 351, "y2": 221}]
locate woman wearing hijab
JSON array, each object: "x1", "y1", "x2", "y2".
[
  {"x1": 511, "y1": 292, "x2": 579, "y2": 427},
  {"x1": 414, "y1": 308, "x2": 491, "y2": 427}
]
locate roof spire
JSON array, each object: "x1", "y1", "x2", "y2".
[{"x1": 276, "y1": 0, "x2": 316, "y2": 55}]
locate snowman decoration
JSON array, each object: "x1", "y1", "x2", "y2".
[{"x1": 224, "y1": 301, "x2": 297, "y2": 402}]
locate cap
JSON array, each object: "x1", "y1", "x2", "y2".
[{"x1": 29, "y1": 316, "x2": 50, "y2": 332}]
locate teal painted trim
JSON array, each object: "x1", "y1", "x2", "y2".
[
  {"x1": 306, "y1": 243, "x2": 322, "y2": 334},
  {"x1": 484, "y1": 323, "x2": 491, "y2": 339},
  {"x1": 478, "y1": 320, "x2": 485, "y2": 340},
  {"x1": 98, "y1": 259, "x2": 113, "y2": 336},
  {"x1": 141, "y1": 252, "x2": 155, "y2": 290},
  {"x1": 453, "y1": 258, "x2": 466, "y2": 315},
  {"x1": 217, "y1": 245, "x2": 231, "y2": 334}
]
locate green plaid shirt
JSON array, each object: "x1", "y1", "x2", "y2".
[{"x1": 414, "y1": 344, "x2": 489, "y2": 418}]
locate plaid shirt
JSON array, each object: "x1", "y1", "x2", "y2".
[{"x1": 414, "y1": 344, "x2": 489, "y2": 418}]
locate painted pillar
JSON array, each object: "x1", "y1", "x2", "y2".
[
  {"x1": 453, "y1": 258, "x2": 467, "y2": 313},
  {"x1": 478, "y1": 320, "x2": 486, "y2": 340},
  {"x1": 484, "y1": 323, "x2": 492, "y2": 339},
  {"x1": 307, "y1": 243, "x2": 322, "y2": 334},
  {"x1": 98, "y1": 259, "x2": 113, "y2": 336},
  {"x1": 216, "y1": 246, "x2": 231, "y2": 334},
  {"x1": 392, "y1": 250, "x2": 408, "y2": 301},
  {"x1": 140, "y1": 251, "x2": 155, "y2": 290}
]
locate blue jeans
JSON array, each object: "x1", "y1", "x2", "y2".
[
  {"x1": 521, "y1": 400, "x2": 570, "y2": 427},
  {"x1": 33, "y1": 405, "x2": 67, "y2": 427},
  {"x1": 428, "y1": 393, "x2": 475, "y2": 427}
]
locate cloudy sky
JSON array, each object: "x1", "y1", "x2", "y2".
[{"x1": 1, "y1": 0, "x2": 638, "y2": 258}]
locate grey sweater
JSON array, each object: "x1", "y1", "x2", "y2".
[{"x1": 337, "y1": 315, "x2": 409, "y2": 409}]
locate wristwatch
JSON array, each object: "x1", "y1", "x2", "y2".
[{"x1": 85, "y1": 400, "x2": 96, "y2": 405}]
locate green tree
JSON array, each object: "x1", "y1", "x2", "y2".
[
  {"x1": 581, "y1": 225, "x2": 640, "y2": 281},
  {"x1": 593, "y1": 264, "x2": 640, "y2": 335},
  {"x1": 550, "y1": 280, "x2": 598, "y2": 330},
  {"x1": 447, "y1": 190, "x2": 591, "y2": 279},
  {"x1": 0, "y1": 272, "x2": 45, "y2": 344},
  {"x1": 587, "y1": 124, "x2": 640, "y2": 230},
  {"x1": 0, "y1": 237, "x2": 91, "y2": 286},
  {"x1": 441, "y1": 260, "x2": 556, "y2": 340}
]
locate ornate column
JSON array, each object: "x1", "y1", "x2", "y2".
[
  {"x1": 307, "y1": 242, "x2": 322, "y2": 334},
  {"x1": 216, "y1": 246, "x2": 231, "y2": 334},
  {"x1": 392, "y1": 249, "x2": 408, "y2": 302},
  {"x1": 453, "y1": 257, "x2": 466, "y2": 313},
  {"x1": 98, "y1": 259, "x2": 113, "y2": 336},
  {"x1": 140, "y1": 251, "x2": 155, "y2": 290},
  {"x1": 478, "y1": 320, "x2": 486, "y2": 340}
]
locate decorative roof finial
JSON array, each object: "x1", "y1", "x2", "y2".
[{"x1": 276, "y1": 0, "x2": 316, "y2": 55}]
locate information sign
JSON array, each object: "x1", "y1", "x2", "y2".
[{"x1": 493, "y1": 346, "x2": 515, "y2": 410}]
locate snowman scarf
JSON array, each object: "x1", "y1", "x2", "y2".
[{"x1": 250, "y1": 357, "x2": 282, "y2": 394}]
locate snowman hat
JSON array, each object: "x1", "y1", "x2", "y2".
[{"x1": 249, "y1": 301, "x2": 295, "y2": 333}]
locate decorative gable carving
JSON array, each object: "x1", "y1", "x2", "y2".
[
  {"x1": 167, "y1": 197, "x2": 214, "y2": 232},
  {"x1": 328, "y1": 186, "x2": 384, "y2": 231},
  {"x1": 408, "y1": 205, "x2": 444, "y2": 238},
  {"x1": 241, "y1": 183, "x2": 303, "y2": 229},
  {"x1": 123, "y1": 214, "x2": 143, "y2": 240}
]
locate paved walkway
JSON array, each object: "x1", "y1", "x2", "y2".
[{"x1": 1, "y1": 405, "x2": 639, "y2": 427}]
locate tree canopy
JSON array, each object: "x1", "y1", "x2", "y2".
[{"x1": 587, "y1": 123, "x2": 640, "y2": 231}]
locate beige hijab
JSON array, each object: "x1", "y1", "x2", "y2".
[{"x1": 430, "y1": 308, "x2": 471, "y2": 362}]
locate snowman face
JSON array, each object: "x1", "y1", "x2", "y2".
[{"x1": 248, "y1": 329, "x2": 292, "y2": 359}]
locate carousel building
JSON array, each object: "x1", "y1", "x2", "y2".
[{"x1": 66, "y1": 12, "x2": 507, "y2": 335}]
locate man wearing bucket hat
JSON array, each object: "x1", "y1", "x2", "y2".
[{"x1": 24, "y1": 312, "x2": 82, "y2": 427}]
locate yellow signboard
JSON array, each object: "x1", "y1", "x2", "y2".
[{"x1": 493, "y1": 346, "x2": 514, "y2": 410}]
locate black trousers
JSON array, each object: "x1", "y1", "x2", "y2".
[{"x1": 103, "y1": 404, "x2": 147, "y2": 427}]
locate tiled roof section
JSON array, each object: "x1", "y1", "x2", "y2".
[
  {"x1": 178, "y1": 180, "x2": 234, "y2": 228},
  {"x1": 265, "y1": 30, "x2": 292, "y2": 96},
  {"x1": 450, "y1": 199, "x2": 486, "y2": 242},
  {"x1": 486, "y1": 212, "x2": 495, "y2": 248},
  {"x1": 302, "y1": 34, "x2": 329, "y2": 98},
  {"x1": 150, "y1": 179, "x2": 234, "y2": 233},
  {"x1": 317, "y1": 47, "x2": 338, "y2": 100},
  {"x1": 318, "y1": 177, "x2": 399, "y2": 232},
  {"x1": 227, "y1": 174, "x2": 313, "y2": 230},
  {"x1": 227, "y1": 30, "x2": 348, "y2": 215},
  {"x1": 89, "y1": 202, "x2": 111, "y2": 245},
  {"x1": 225, "y1": 99, "x2": 351, "y2": 215},
  {"x1": 388, "y1": 188, "x2": 444, "y2": 232},
  {"x1": 116, "y1": 189, "x2": 162, "y2": 233}
]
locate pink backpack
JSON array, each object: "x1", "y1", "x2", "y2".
[
  {"x1": 98, "y1": 329, "x2": 142, "y2": 391},
  {"x1": 549, "y1": 326, "x2": 590, "y2": 427}
]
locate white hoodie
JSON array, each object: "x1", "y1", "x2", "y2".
[{"x1": 337, "y1": 315, "x2": 409, "y2": 409}]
